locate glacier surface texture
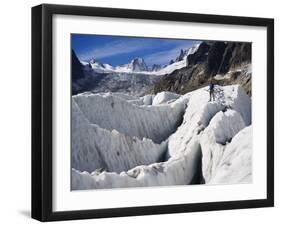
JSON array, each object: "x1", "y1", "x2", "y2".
[{"x1": 71, "y1": 85, "x2": 252, "y2": 190}]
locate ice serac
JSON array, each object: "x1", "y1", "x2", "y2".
[
  {"x1": 200, "y1": 109, "x2": 246, "y2": 183},
  {"x1": 73, "y1": 92, "x2": 186, "y2": 143},
  {"x1": 71, "y1": 91, "x2": 198, "y2": 190},
  {"x1": 222, "y1": 85, "x2": 252, "y2": 125},
  {"x1": 167, "y1": 85, "x2": 251, "y2": 183},
  {"x1": 72, "y1": 100, "x2": 167, "y2": 173},
  {"x1": 152, "y1": 91, "x2": 180, "y2": 105},
  {"x1": 168, "y1": 88, "x2": 225, "y2": 158},
  {"x1": 208, "y1": 126, "x2": 252, "y2": 184},
  {"x1": 167, "y1": 85, "x2": 251, "y2": 156},
  {"x1": 71, "y1": 143, "x2": 201, "y2": 190},
  {"x1": 71, "y1": 85, "x2": 252, "y2": 190},
  {"x1": 124, "y1": 94, "x2": 155, "y2": 106},
  {"x1": 142, "y1": 94, "x2": 155, "y2": 105},
  {"x1": 71, "y1": 101, "x2": 202, "y2": 190}
]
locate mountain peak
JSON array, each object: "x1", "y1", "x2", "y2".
[
  {"x1": 151, "y1": 64, "x2": 162, "y2": 72},
  {"x1": 81, "y1": 43, "x2": 201, "y2": 75},
  {"x1": 89, "y1": 58, "x2": 97, "y2": 64},
  {"x1": 175, "y1": 49, "x2": 186, "y2": 62},
  {"x1": 131, "y1": 57, "x2": 145, "y2": 62},
  {"x1": 127, "y1": 57, "x2": 148, "y2": 72},
  {"x1": 169, "y1": 59, "x2": 175, "y2": 65}
]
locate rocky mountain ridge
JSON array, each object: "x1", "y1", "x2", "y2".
[
  {"x1": 153, "y1": 41, "x2": 252, "y2": 95},
  {"x1": 72, "y1": 41, "x2": 251, "y2": 96}
]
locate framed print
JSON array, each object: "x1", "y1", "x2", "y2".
[{"x1": 31, "y1": 4, "x2": 274, "y2": 221}]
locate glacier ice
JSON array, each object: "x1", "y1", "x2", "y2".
[
  {"x1": 208, "y1": 126, "x2": 252, "y2": 184},
  {"x1": 152, "y1": 91, "x2": 180, "y2": 105},
  {"x1": 71, "y1": 85, "x2": 252, "y2": 190},
  {"x1": 73, "y1": 92, "x2": 186, "y2": 143},
  {"x1": 220, "y1": 85, "x2": 252, "y2": 125},
  {"x1": 72, "y1": 100, "x2": 167, "y2": 173},
  {"x1": 200, "y1": 109, "x2": 246, "y2": 183}
]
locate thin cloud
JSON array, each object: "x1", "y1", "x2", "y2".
[
  {"x1": 75, "y1": 36, "x2": 201, "y2": 66},
  {"x1": 144, "y1": 42, "x2": 198, "y2": 65},
  {"x1": 78, "y1": 39, "x2": 153, "y2": 61}
]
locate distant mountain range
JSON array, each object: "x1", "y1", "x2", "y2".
[
  {"x1": 72, "y1": 41, "x2": 251, "y2": 96},
  {"x1": 82, "y1": 57, "x2": 153, "y2": 74},
  {"x1": 72, "y1": 43, "x2": 200, "y2": 95},
  {"x1": 80, "y1": 43, "x2": 200, "y2": 75}
]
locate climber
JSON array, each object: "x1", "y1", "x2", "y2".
[{"x1": 208, "y1": 78, "x2": 215, "y2": 102}]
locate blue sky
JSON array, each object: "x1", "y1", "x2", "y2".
[{"x1": 71, "y1": 34, "x2": 201, "y2": 67}]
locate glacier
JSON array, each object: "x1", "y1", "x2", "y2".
[
  {"x1": 71, "y1": 84, "x2": 252, "y2": 190},
  {"x1": 152, "y1": 91, "x2": 181, "y2": 105},
  {"x1": 72, "y1": 100, "x2": 167, "y2": 173},
  {"x1": 72, "y1": 92, "x2": 186, "y2": 143}
]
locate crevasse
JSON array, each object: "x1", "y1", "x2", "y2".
[{"x1": 71, "y1": 85, "x2": 252, "y2": 190}]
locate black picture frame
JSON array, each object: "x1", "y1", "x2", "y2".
[{"x1": 32, "y1": 3, "x2": 274, "y2": 222}]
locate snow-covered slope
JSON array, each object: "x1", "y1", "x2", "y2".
[
  {"x1": 71, "y1": 85, "x2": 252, "y2": 190},
  {"x1": 154, "y1": 58, "x2": 187, "y2": 75},
  {"x1": 186, "y1": 43, "x2": 200, "y2": 56},
  {"x1": 91, "y1": 62, "x2": 115, "y2": 74}
]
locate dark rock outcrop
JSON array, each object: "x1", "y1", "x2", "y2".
[
  {"x1": 186, "y1": 42, "x2": 210, "y2": 66},
  {"x1": 72, "y1": 49, "x2": 85, "y2": 81},
  {"x1": 72, "y1": 50, "x2": 105, "y2": 95},
  {"x1": 217, "y1": 42, "x2": 251, "y2": 74},
  {"x1": 175, "y1": 49, "x2": 185, "y2": 62},
  {"x1": 151, "y1": 64, "x2": 162, "y2": 72},
  {"x1": 153, "y1": 41, "x2": 252, "y2": 96}
]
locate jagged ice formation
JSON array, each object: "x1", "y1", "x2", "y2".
[{"x1": 71, "y1": 85, "x2": 252, "y2": 190}]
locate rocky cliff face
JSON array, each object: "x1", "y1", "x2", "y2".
[
  {"x1": 127, "y1": 57, "x2": 148, "y2": 72},
  {"x1": 72, "y1": 50, "x2": 107, "y2": 95},
  {"x1": 72, "y1": 49, "x2": 86, "y2": 81},
  {"x1": 153, "y1": 41, "x2": 252, "y2": 95},
  {"x1": 151, "y1": 64, "x2": 162, "y2": 72}
]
